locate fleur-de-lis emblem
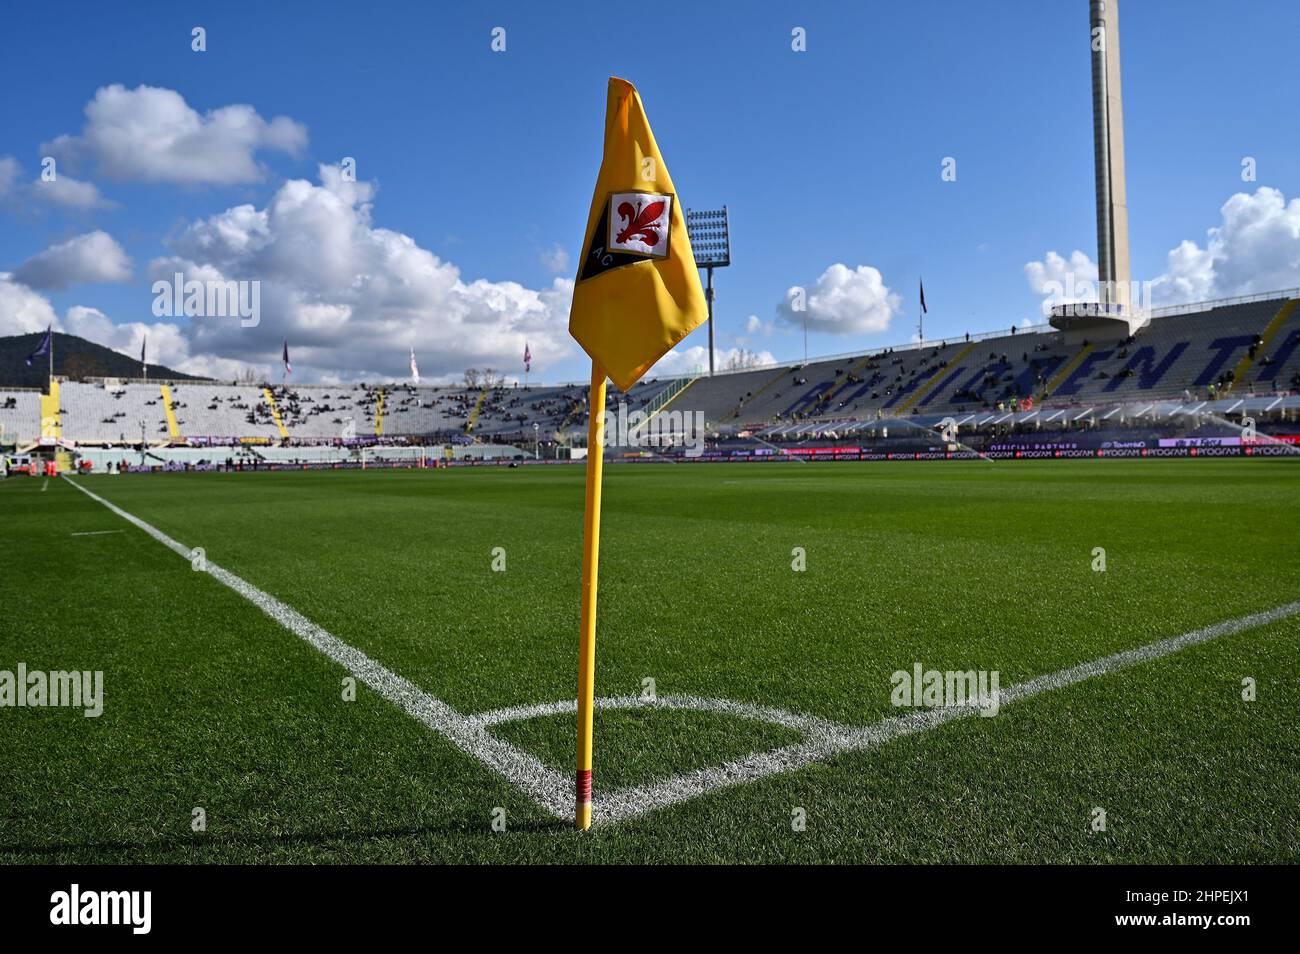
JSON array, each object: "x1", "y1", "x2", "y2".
[{"x1": 615, "y1": 198, "x2": 666, "y2": 247}]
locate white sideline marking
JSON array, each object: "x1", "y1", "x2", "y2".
[
  {"x1": 71, "y1": 529, "x2": 125, "y2": 537},
  {"x1": 41, "y1": 479, "x2": 48, "y2": 492},
  {"x1": 64, "y1": 477, "x2": 1300, "y2": 828},
  {"x1": 63, "y1": 477, "x2": 571, "y2": 820}
]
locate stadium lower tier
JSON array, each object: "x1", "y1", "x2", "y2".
[{"x1": 5, "y1": 410, "x2": 1296, "y2": 475}]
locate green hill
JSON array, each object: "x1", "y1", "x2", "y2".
[{"x1": 0, "y1": 331, "x2": 210, "y2": 388}]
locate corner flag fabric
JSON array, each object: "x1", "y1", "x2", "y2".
[{"x1": 568, "y1": 77, "x2": 707, "y2": 392}]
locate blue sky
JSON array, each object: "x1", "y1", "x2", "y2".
[{"x1": 2, "y1": 0, "x2": 1298, "y2": 384}]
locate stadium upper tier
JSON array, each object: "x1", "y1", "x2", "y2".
[{"x1": 1, "y1": 294, "x2": 1297, "y2": 445}]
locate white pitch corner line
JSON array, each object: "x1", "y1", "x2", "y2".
[{"x1": 63, "y1": 478, "x2": 1300, "y2": 828}]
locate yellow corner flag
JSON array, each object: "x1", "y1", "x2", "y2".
[
  {"x1": 569, "y1": 77, "x2": 708, "y2": 393},
  {"x1": 569, "y1": 78, "x2": 707, "y2": 830}
]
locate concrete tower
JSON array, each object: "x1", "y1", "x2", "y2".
[{"x1": 1090, "y1": 0, "x2": 1131, "y2": 313}]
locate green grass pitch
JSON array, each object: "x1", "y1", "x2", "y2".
[{"x1": 1, "y1": 460, "x2": 1296, "y2": 863}]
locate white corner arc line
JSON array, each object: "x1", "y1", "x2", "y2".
[{"x1": 64, "y1": 478, "x2": 1300, "y2": 828}]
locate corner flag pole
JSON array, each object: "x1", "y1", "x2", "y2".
[
  {"x1": 567, "y1": 78, "x2": 710, "y2": 830},
  {"x1": 575, "y1": 360, "x2": 607, "y2": 830}
]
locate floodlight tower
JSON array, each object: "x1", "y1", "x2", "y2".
[
  {"x1": 685, "y1": 207, "x2": 731, "y2": 376},
  {"x1": 1090, "y1": 0, "x2": 1131, "y2": 314}
]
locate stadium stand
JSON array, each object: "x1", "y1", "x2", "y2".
[
  {"x1": 672, "y1": 293, "x2": 1300, "y2": 427},
  {"x1": 59, "y1": 382, "x2": 172, "y2": 441},
  {"x1": 0, "y1": 390, "x2": 41, "y2": 443},
  {"x1": 2, "y1": 293, "x2": 1297, "y2": 453}
]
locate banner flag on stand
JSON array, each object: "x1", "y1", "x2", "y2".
[{"x1": 26, "y1": 326, "x2": 52, "y2": 367}]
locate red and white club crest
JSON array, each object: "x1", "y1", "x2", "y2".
[{"x1": 608, "y1": 192, "x2": 671, "y2": 258}]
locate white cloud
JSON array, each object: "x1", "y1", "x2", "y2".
[
  {"x1": 172, "y1": 352, "x2": 269, "y2": 381},
  {"x1": 0, "y1": 156, "x2": 111, "y2": 210},
  {"x1": 0, "y1": 277, "x2": 263, "y2": 379},
  {"x1": 777, "y1": 264, "x2": 899, "y2": 335},
  {"x1": 42, "y1": 84, "x2": 307, "y2": 185},
  {"x1": 149, "y1": 164, "x2": 573, "y2": 381},
  {"x1": 0, "y1": 273, "x2": 60, "y2": 336},
  {"x1": 650, "y1": 345, "x2": 776, "y2": 377},
  {"x1": 734, "y1": 313, "x2": 775, "y2": 349},
  {"x1": 59, "y1": 306, "x2": 259, "y2": 379},
  {"x1": 539, "y1": 243, "x2": 570, "y2": 274},
  {"x1": 1028, "y1": 188, "x2": 1300, "y2": 311},
  {"x1": 1152, "y1": 240, "x2": 1214, "y2": 305},
  {"x1": 1023, "y1": 249, "x2": 1100, "y2": 316},
  {"x1": 1023, "y1": 249, "x2": 1099, "y2": 296},
  {"x1": 31, "y1": 173, "x2": 111, "y2": 209},
  {"x1": 1150, "y1": 187, "x2": 1300, "y2": 305},
  {"x1": 12, "y1": 231, "x2": 132, "y2": 291},
  {"x1": 62, "y1": 306, "x2": 182, "y2": 368}
]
